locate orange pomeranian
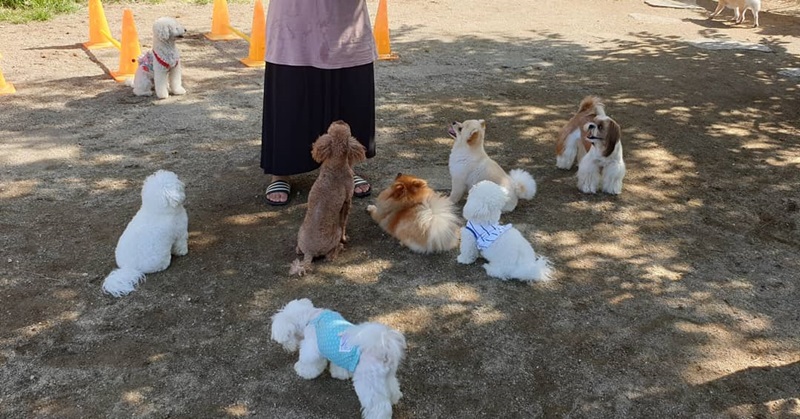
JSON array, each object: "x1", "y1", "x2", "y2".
[{"x1": 367, "y1": 174, "x2": 461, "y2": 254}]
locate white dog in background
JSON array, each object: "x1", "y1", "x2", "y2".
[
  {"x1": 708, "y1": 0, "x2": 761, "y2": 27},
  {"x1": 448, "y1": 119, "x2": 537, "y2": 212},
  {"x1": 128, "y1": 17, "x2": 187, "y2": 99},
  {"x1": 102, "y1": 170, "x2": 188, "y2": 297},
  {"x1": 271, "y1": 299, "x2": 407, "y2": 419},
  {"x1": 457, "y1": 181, "x2": 553, "y2": 282}
]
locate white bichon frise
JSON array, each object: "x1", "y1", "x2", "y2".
[
  {"x1": 271, "y1": 299, "x2": 407, "y2": 419},
  {"x1": 128, "y1": 17, "x2": 187, "y2": 99},
  {"x1": 457, "y1": 181, "x2": 553, "y2": 282},
  {"x1": 102, "y1": 170, "x2": 188, "y2": 297}
]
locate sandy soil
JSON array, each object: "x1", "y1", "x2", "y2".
[{"x1": 1, "y1": 0, "x2": 799, "y2": 417}]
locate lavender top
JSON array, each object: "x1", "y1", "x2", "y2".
[{"x1": 265, "y1": 0, "x2": 378, "y2": 69}]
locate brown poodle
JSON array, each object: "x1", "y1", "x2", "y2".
[{"x1": 290, "y1": 121, "x2": 367, "y2": 276}]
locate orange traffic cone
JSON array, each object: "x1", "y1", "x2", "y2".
[
  {"x1": 373, "y1": 0, "x2": 398, "y2": 60},
  {"x1": 84, "y1": 0, "x2": 115, "y2": 49},
  {"x1": 111, "y1": 9, "x2": 142, "y2": 82},
  {"x1": 205, "y1": 0, "x2": 239, "y2": 41},
  {"x1": 240, "y1": 0, "x2": 266, "y2": 67},
  {"x1": 0, "y1": 64, "x2": 15, "y2": 95}
]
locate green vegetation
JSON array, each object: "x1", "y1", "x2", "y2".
[
  {"x1": 0, "y1": 0, "x2": 223, "y2": 24},
  {"x1": 0, "y1": 0, "x2": 81, "y2": 23}
]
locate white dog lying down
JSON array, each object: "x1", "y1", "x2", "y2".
[
  {"x1": 102, "y1": 170, "x2": 188, "y2": 297},
  {"x1": 457, "y1": 181, "x2": 553, "y2": 282},
  {"x1": 271, "y1": 299, "x2": 407, "y2": 419},
  {"x1": 128, "y1": 17, "x2": 187, "y2": 99}
]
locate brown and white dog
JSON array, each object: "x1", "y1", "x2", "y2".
[
  {"x1": 367, "y1": 173, "x2": 460, "y2": 254},
  {"x1": 564, "y1": 97, "x2": 625, "y2": 195},
  {"x1": 555, "y1": 96, "x2": 605, "y2": 170}
]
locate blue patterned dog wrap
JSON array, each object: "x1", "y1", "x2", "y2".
[
  {"x1": 311, "y1": 310, "x2": 361, "y2": 372},
  {"x1": 465, "y1": 220, "x2": 512, "y2": 250}
]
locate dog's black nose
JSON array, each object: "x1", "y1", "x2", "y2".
[{"x1": 588, "y1": 123, "x2": 596, "y2": 130}]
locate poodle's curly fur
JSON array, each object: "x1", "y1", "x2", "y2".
[
  {"x1": 129, "y1": 17, "x2": 187, "y2": 99},
  {"x1": 101, "y1": 170, "x2": 188, "y2": 297},
  {"x1": 271, "y1": 299, "x2": 407, "y2": 419},
  {"x1": 291, "y1": 121, "x2": 367, "y2": 276},
  {"x1": 457, "y1": 181, "x2": 553, "y2": 282}
]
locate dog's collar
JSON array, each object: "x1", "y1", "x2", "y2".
[{"x1": 153, "y1": 50, "x2": 177, "y2": 69}]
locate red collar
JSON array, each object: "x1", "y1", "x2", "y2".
[{"x1": 153, "y1": 51, "x2": 178, "y2": 69}]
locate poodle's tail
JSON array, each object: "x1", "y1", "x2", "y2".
[
  {"x1": 518, "y1": 254, "x2": 554, "y2": 282},
  {"x1": 102, "y1": 267, "x2": 146, "y2": 297},
  {"x1": 509, "y1": 169, "x2": 537, "y2": 200},
  {"x1": 417, "y1": 194, "x2": 461, "y2": 252},
  {"x1": 289, "y1": 254, "x2": 313, "y2": 277},
  {"x1": 345, "y1": 322, "x2": 406, "y2": 371}
]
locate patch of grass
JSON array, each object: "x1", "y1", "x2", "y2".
[
  {"x1": 0, "y1": 0, "x2": 224, "y2": 24},
  {"x1": 0, "y1": 0, "x2": 80, "y2": 23}
]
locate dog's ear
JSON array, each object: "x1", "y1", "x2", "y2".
[
  {"x1": 162, "y1": 182, "x2": 185, "y2": 208},
  {"x1": 390, "y1": 182, "x2": 407, "y2": 199},
  {"x1": 311, "y1": 133, "x2": 333, "y2": 163},
  {"x1": 603, "y1": 119, "x2": 621, "y2": 157},
  {"x1": 467, "y1": 127, "x2": 481, "y2": 146},
  {"x1": 410, "y1": 178, "x2": 426, "y2": 192},
  {"x1": 347, "y1": 136, "x2": 367, "y2": 164},
  {"x1": 154, "y1": 20, "x2": 171, "y2": 42}
]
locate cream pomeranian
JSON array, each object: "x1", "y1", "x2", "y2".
[{"x1": 448, "y1": 119, "x2": 537, "y2": 213}]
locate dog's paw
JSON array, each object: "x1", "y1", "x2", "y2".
[
  {"x1": 366, "y1": 204, "x2": 376, "y2": 213},
  {"x1": 171, "y1": 87, "x2": 186, "y2": 95},
  {"x1": 156, "y1": 90, "x2": 170, "y2": 99},
  {"x1": 457, "y1": 254, "x2": 475, "y2": 264},
  {"x1": 172, "y1": 245, "x2": 188, "y2": 256}
]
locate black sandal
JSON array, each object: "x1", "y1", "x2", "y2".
[{"x1": 265, "y1": 180, "x2": 291, "y2": 206}]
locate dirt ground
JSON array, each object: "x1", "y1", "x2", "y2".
[{"x1": 1, "y1": 0, "x2": 800, "y2": 417}]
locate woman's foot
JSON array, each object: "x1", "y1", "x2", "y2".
[
  {"x1": 266, "y1": 176, "x2": 291, "y2": 206},
  {"x1": 353, "y1": 175, "x2": 371, "y2": 198}
]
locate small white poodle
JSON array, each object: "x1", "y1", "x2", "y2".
[
  {"x1": 457, "y1": 181, "x2": 553, "y2": 282},
  {"x1": 271, "y1": 299, "x2": 407, "y2": 419},
  {"x1": 129, "y1": 17, "x2": 187, "y2": 99},
  {"x1": 102, "y1": 170, "x2": 188, "y2": 297}
]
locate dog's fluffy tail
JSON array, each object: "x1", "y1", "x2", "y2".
[
  {"x1": 509, "y1": 169, "x2": 537, "y2": 200},
  {"x1": 345, "y1": 322, "x2": 406, "y2": 371},
  {"x1": 578, "y1": 96, "x2": 605, "y2": 116},
  {"x1": 516, "y1": 254, "x2": 554, "y2": 282},
  {"x1": 417, "y1": 195, "x2": 460, "y2": 252},
  {"x1": 102, "y1": 267, "x2": 146, "y2": 297}
]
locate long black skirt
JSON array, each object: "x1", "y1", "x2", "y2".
[{"x1": 260, "y1": 62, "x2": 376, "y2": 176}]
